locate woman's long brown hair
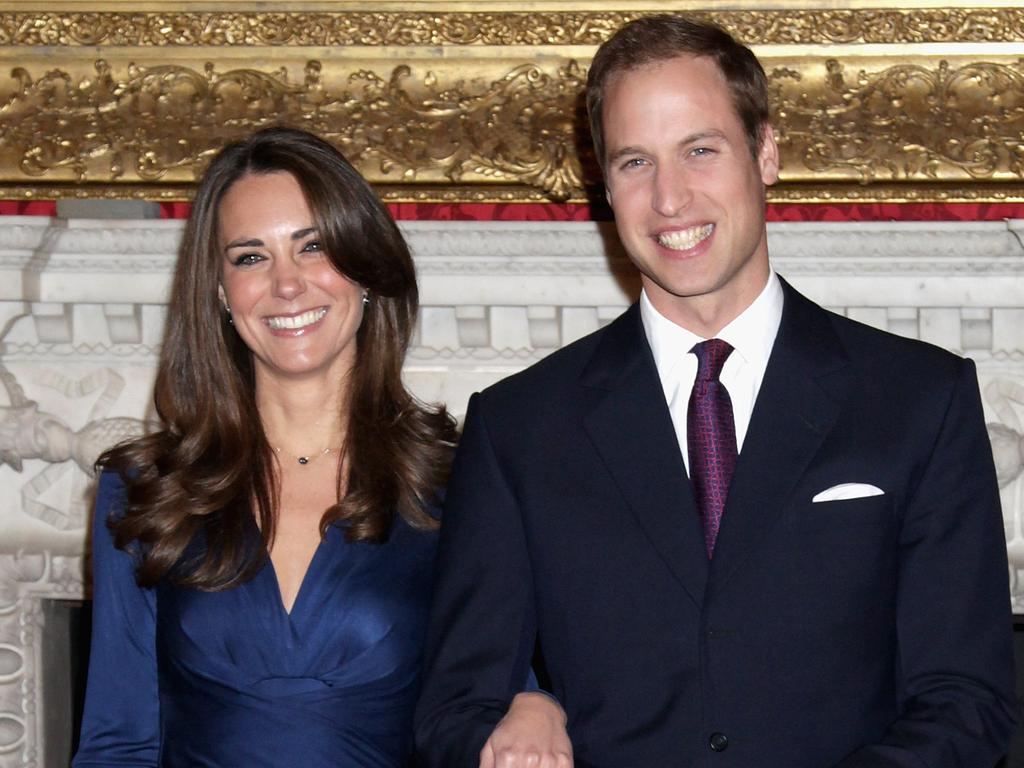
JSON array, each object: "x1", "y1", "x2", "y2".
[{"x1": 99, "y1": 127, "x2": 457, "y2": 589}]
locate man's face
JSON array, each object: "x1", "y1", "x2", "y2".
[{"x1": 602, "y1": 54, "x2": 779, "y2": 333}]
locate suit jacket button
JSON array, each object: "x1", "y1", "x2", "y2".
[{"x1": 709, "y1": 732, "x2": 729, "y2": 752}]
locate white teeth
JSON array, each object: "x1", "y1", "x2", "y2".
[
  {"x1": 266, "y1": 307, "x2": 327, "y2": 330},
  {"x1": 657, "y1": 224, "x2": 714, "y2": 251}
]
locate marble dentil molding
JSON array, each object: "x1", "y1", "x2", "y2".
[{"x1": 0, "y1": 216, "x2": 1023, "y2": 766}]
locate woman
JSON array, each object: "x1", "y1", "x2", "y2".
[{"x1": 73, "y1": 127, "x2": 569, "y2": 767}]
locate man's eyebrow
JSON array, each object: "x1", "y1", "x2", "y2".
[
  {"x1": 681, "y1": 129, "x2": 728, "y2": 145},
  {"x1": 606, "y1": 145, "x2": 647, "y2": 166}
]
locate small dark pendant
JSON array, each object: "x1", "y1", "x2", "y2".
[{"x1": 297, "y1": 456, "x2": 309, "y2": 465}]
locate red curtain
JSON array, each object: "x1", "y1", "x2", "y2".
[{"x1": 3, "y1": 200, "x2": 1023, "y2": 222}]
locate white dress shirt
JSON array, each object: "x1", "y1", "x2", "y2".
[{"x1": 640, "y1": 272, "x2": 784, "y2": 472}]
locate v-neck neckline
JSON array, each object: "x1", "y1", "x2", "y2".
[{"x1": 265, "y1": 531, "x2": 330, "y2": 621}]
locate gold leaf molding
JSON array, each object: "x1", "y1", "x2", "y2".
[
  {"x1": 2, "y1": 9, "x2": 1024, "y2": 47},
  {"x1": 3, "y1": 55, "x2": 1023, "y2": 202},
  {"x1": 1, "y1": 5, "x2": 1023, "y2": 203},
  {"x1": 772, "y1": 58, "x2": 1024, "y2": 185},
  {"x1": 0, "y1": 58, "x2": 587, "y2": 199}
]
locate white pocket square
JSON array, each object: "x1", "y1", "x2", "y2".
[{"x1": 812, "y1": 483, "x2": 885, "y2": 503}]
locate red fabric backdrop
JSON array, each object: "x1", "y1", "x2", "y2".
[{"x1": 3, "y1": 200, "x2": 1024, "y2": 221}]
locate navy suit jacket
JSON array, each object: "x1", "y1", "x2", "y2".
[{"x1": 414, "y1": 279, "x2": 1018, "y2": 767}]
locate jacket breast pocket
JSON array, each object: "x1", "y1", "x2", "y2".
[{"x1": 786, "y1": 493, "x2": 893, "y2": 533}]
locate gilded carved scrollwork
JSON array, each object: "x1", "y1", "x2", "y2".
[
  {"x1": 0, "y1": 57, "x2": 587, "y2": 199},
  {"x1": 772, "y1": 58, "x2": 1024, "y2": 184},
  {"x1": 2, "y1": 10, "x2": 1024, "y2": 47},
  {"x1": 0, "y1": 4, "x2": 1022, "y2": 202}
]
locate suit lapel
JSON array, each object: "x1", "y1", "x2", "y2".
[
  {"x1": 709, "y1": 280, "x2": 852, "y2": 589},
  {"x1": 581, "y1": 305, "x2": 709, "y2": 608}
]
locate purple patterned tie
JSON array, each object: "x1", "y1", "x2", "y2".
[{"x1": 687, "y1": 339, "x2": 737, "y2": 558}]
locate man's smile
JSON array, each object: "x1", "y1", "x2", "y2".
[{"x1": 656, "y1": 223, "x2": 715, "y2": 251}]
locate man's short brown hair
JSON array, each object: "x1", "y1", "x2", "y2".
[{"x1": 586, "y1": 14, "x2": 770, "y2": 169}]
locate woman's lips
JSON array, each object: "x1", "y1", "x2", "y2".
[{"x1": 264, "y1": 307, "x2": 328, "y2": 331}]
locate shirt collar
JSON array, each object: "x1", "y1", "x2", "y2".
[
  {"x1": 640, "y1": 270, "x2": 783, "y2": 394},
  {"x1": 717, "y1": 270, "x2": 783, "y2": 372}
]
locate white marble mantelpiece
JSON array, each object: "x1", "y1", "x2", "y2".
[{"x1": 1, "y1": 216, "x2": 1024, "y2": 765}]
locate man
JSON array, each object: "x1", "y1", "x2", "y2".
[{"x1": 415, "y1": 15, "x2": 1018, "y2": 767}]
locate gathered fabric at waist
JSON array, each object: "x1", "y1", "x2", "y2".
[{"x1": 157, "y1": 664, "x2": 417, "y2": 768}]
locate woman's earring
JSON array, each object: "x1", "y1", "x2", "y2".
[
  {"x1": 362, "y1": 292, "x2": 370, "y2": 308},
  {"x1": 224, "y1": 304, "x2": 233, "y2": 325}
]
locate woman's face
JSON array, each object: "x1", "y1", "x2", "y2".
[{"x1": 217, "y1": 171, "x2": 365, "y2": 387}]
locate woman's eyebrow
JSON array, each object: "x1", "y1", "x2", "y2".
[{"x1": 224, "y1": 237, "x2": 264, "y2": 250}]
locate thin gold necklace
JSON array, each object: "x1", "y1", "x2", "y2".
[{"x1": 272, "y1": 445, "x2": 336, "y2": 466}]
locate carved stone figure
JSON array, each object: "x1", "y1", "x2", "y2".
[{"x1": 0, "y1": 364, "x2": 145, "y2": 530}]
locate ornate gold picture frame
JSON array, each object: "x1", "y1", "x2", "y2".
[{"x1": 1, "y1": 1, "x2": 1022, "y2": 203}]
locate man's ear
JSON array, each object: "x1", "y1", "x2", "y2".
[{"x1": 758, "y1": 124, "x2": 780, "y2": 185}]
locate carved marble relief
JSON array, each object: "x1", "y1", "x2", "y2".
[
  {"x1": 0, "y1": 365, "x2": 145, "y2": 529},
  {"x1": 988, "y1": 378, "x2": 1024, "y2": 594}
]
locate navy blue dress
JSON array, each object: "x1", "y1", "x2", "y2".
[{"x1": 73, "y1": 471, "x2": 438, "y2": 767}]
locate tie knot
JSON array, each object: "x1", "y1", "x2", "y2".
[{"x1": 691, "y1": 338, "x2": 733, "y2": 383}]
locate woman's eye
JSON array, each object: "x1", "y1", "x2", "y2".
[
  {"x1": 301, "y1": 240, "x2": 324, "y2": 254},
  {"x1": 232, "y1": 252, "x2": 264, "y2": 267}
]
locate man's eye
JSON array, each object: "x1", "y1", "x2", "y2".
[
  {"x1": 691, "y1": 146, "x2": 715, "y2": 157},
  {"x1": 620, "y1": 157, "x2": 647, "y2": 170}
]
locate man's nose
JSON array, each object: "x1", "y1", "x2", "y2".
[{"x1": 652, "y1": 165, "x2": 692, "y2": 217}]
